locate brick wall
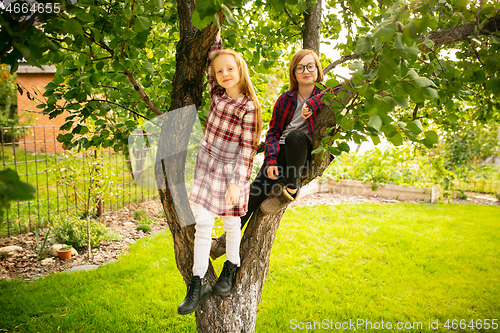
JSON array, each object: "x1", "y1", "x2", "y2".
[{"x1": 16, "y1": 69, "x2": 70, "y2": 154}]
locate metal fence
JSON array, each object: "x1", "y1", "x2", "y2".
[{"x1": 0, "y1": 125, "x2": 159, "y2": 237}]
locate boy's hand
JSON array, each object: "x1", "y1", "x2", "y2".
[
  {"x1": 302, "y1": 104, "x2": 312, "y2": 119},
  {"x1": 267, "y1": 166, "x2": 279, "y2": 180}
]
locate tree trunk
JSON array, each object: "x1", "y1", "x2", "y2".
[
  {"x1": 302, "y1": 0, "x2": 322, "y2": 54},
  {"x1": 156, "y1": 1, "x2": 331, "y2": 331}
]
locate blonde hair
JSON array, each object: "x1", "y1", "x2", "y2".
[
  {"x1": 288, "y1": 49, "x2": 324, "y2": 91},
  {"x1": 211, "y1": 49, "x2": 262, "y2": 145}
]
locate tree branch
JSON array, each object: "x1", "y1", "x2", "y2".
[
  {"x1": 265, "y1": 23, "x2": 299, "y2": 37},
  {"x1": 475, "y1": 0, "x2": 483, "y2": 38},
  {"x1": 323, "y1": 53, "x2": 360, "y2": 74},
  {"x1": 284, "y1": 6, "x2": 299, "y2": 25},
  {"x1": 419, "y1": 13, "x2": 500, "y2": 49},
  {"x1": 324, "y1": 13, "x2": 500, "y2": 74},
  {"x1": 412, "y1": 105, "x2": 419, "y2": 120},
  {"x1": 62, "y1": 98, "x2": 150, "y2": 120},
  {"x1": 124, "y1": 70, "x2": 162, "y2": 116}
]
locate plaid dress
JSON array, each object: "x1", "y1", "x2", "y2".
[{"x1": 189, "y1": 38, "x2": 258, "y2": 217}]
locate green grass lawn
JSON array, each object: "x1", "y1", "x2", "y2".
[{"x1": 1, "y1": 203, "x2": 499, "y2": 332}]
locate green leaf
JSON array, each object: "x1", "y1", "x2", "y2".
[
  {"x1": 191, "y1": 8, "x2": 214, "y2": 30},
  {"x1": 72, "y1": 125, "x2": 89, "y2": 135},
  {"x1": 370, "y1": 135, "x2": 381, "y2": 145},
  {"x1": 352, "y1": 132, "x2": 367, "y2": 144},
  {"x1": 356, "y1": 37, "x2": 372, "y2": 53},
  {"x1": 134, "y1": 16, "x2": 151, "y2": 33},
  {"x1": 337, "y1": 142, "x2": 350, "y2": 152},
  {"x1": 122, "y1": 28, "x2": 137, "y2": 40},
  {"x1": 402, "y1": 22, "x2": 417, "y2": 45},
  {"x1": 422, "y1": 87, "x2": 439, "y2": 99},
  {"x1": 406, "y1": 120, "x2": 423, "y2": 135},
  {"x1": 422, "y1": 38, "x2": 434, "y2": 49},
  {"x1": 349, "y1": 61, "x2": 363, "y2": 72},
  {"x1": 328, "y1": 146, "x2": 342, "y2": 156},
  {"x1": 424, "y1": 130, "x2": 438, "y2": 144},
  {"x1": 393, "y1": 33, "x2": 404, "y2": 50},
  {"x1": 325, "y1": 78, "x2": 340, "y2": 89},
  {"x1": 123, "y1": 6, "x2": 132, "y2": 20},
  {"x1": 221, "y1": 4, "x2": 238, "y2": 26},
  {"x1": 408, "y1": 86, "x2": 424, "y2": 103},
  {"x1": 341, "y1": 114, "x2": 354, "y2": 131},
  {"x1": 150, "y1": 0, "x2": 164, "y2": 9},
  {"x1": 90, "y1": 73, "x2": 99, "y2": 86},
  {"x1": 485, "y1": 77, "x2": 500, "y2": 95},
  {"x1": 195, "y1": 0, "x2": 219, "y2": 18},
  {"x1": 414, "y1": 16, "x2": 428, "y2": 33},
  {"x1": 76, "y1": 12, "x2": 95, "y2": 23},
  {"x1": 389, "y1": 132, "x2": 403, "y2": 146},
  {"x1": 13, "y1": 43, "x2": 41, "y2": 67},
  {"x1": 214, "y1": 12, "x2": 221, "y2": 30},
  {"x1": 269, "y1": 0, "x2": 286, "y2": 12},
  {"x1": 472, "y1": 70, "x2": 486, "y2": 84},
  {"x1": 448, "y1": 113, "x2": 458, "y2": 124},
  {"x1": 125, "y1": 120, "x2": 137, "y2": 128},
  {"x1": 374, "y1": 22, "x2": 397, "y2": 43},
  {"x1": 311, "y1": 147, "x2": 325, "y2": 155},
  {"x1": 368, "y1": 115, "x2": 382, "y2": 131},
  {"x1": 413, "y1": 77, "x2": 436, "y2": 88},
  {"x1": 0, "y1": 169, "x2": 36, "y2": 203},
  {"x1": 63, "y1": 18, "x2": 84, "y2": 37},
  {"x1": 406, "y1": 43, "x2": 420, "y2": 63}
]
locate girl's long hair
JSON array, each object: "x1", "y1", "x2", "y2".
[
  {"x1": 211, "y1": 49, "x2": 262, "y2": 146},
  {"x1": 288, "y1": 49, "x2": 324, "y2": 91}
]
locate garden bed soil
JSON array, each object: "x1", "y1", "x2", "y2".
[{"x1": 1, "y1": 191, "x2": 498, "y2": 282}]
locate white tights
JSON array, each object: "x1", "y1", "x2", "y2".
[{"x1": 193, "y1": 205, "x2": 241, "y2": 278}]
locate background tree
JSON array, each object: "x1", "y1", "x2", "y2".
[{"x1": 1, "y1": 0, "x2": 499, "y2": 331}]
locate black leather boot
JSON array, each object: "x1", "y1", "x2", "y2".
[
  {"x1": 212, "y1": 260, "x2": 238, "y2": 296},
  {"x1": 177, "y1": 275, "x2": 211, "y2": 315}
]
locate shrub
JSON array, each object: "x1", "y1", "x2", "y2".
[
  {"x1": 133, "y1": 209, "x2": 147, "y2": 220},
  {"x1": 51, "y1": 215, "x2": 115, "y2": 248},
  {"x1": 136, "y1": 224, "x2": 151, "y2": 233}
]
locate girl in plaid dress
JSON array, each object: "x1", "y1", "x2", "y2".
[{"x1": 178, "y1": 32, "x2": 262, "y2": 315}]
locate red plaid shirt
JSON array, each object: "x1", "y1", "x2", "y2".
[
  {"x1": 189, "y1": 38, "x2": 258, "y2": 217},
  {"x1": 264, "y1": 85, "x2": 341, "y2": 166}
]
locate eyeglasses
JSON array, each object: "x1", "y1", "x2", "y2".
[{"x1": 294, "y1": 62, "x2": 317, "y2": 74}]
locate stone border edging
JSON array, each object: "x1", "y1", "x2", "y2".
[{"x1": 300, "y1": 178, "x2": 439, "y2": 203}]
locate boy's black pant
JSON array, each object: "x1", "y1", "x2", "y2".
[{"x1": 240, "y1": 129, "x2": 312, "y2": 228}]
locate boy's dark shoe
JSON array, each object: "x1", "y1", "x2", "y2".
[
  {"x1": 260, "y1": 187, "x2": 300, "y2": 214},
  {"x1": 210, "y1": 233, "x2": 227, "y2": 260},
  {"x1": 212, "y1": 260, "x2": 238, "y2": 296},
  {"x1": 178, "y1": 275, "x2": 211, "y2": 315}
]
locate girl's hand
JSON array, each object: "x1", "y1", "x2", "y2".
[
  {"x1": 302, "y1": 104, "x2": 312, "y2": 119},
  {"x1": 267, "y1": 166, "x2": 279, "y2": 180},
  {"x1": 216, "y1": 30, "x2": 221, "y2": 40},
  {"x1": 226, "y1": 183, "x2": 240, "y2": 206}
]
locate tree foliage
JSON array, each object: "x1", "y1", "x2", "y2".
[{"x1": 2, "y1": 0, "x2": 499, "y2": 154}]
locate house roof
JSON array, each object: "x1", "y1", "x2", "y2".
[{"x1": 16, "y1": 64, "x2": 57, "y2": 74}]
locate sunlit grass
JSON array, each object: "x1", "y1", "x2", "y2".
[
  {"x1": 1, "y1": 203, "x2": 499, "y2": 332},
  {"x1": 257, "y1": 203, "x2": 500, "y2": 332}
]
